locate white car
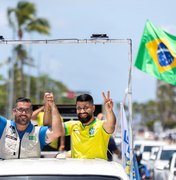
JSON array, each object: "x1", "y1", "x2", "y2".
[
  {"x1": 168, "y1": 153, "x2": 176, "y2": 180},
  {"x1": 0, "y1": 158, "x2": 129, "y2": 180},
  {"x1": 153, "y1": 145, "x2": 176, "y2": 180},
  {"x1": 134, "y1": 139, "x2": 167, "y2": 161}
]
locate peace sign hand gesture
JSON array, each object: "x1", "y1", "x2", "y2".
[
  {"x1": 102, "y1": 91, "x2": 113, "y2": 112},
  {"x1": 102, "y1": 91, "x2": 116, "y2": 134}
]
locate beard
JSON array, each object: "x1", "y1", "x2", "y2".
[
  {"x1": 78, "y1": 113, "x2": 93, "y2": 124},
  {"x1": 15, "y1": 115, "x2": 30, "y2": 126}
]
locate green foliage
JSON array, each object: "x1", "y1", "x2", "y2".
[
  {"x1": 7, "y1": 1, "x2": 50, "y2": 101},
  {"x1": 7, "y1": 1, "x2": 50, "y2": 38},
  {"x1": 145, "y1": 119, "x2": 156, "y2": 131},
  {"x1": 29, "y1": 74, "x2": 70, "y2": 104},
  {"x1": 0, "y1": 75, "x2": 5, "y2": 81},
  {"x1": 14, "y1": 45, "x2": 28, "y2": 60},
  {"x1": 133, "y1": 100, "x2": 159, "y2": 123},
  {"x1": 26, "y1": 18, "x2": 50, "y2": 34},
  {"x1": 156, "y1": 81, "x2": 176, "y2": 123},
  {"x1": 163, "y1": 119, "x2": 176, "y2": 129},
  {"x1": 0, "y1": 73, "x2": 76, "y2": 116},
  {"x1": 0, "y1": 81, "x2": 8, "y2": 116},
  {"x1": 133, "y1": 80, "x2": 176, "y2": 130},
  {"x1": 1, "y1": 1, "x2": 76, "y2": 118}
]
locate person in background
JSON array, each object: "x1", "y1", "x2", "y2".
[
  {"x1": 0, "y1": 92, "x2": 63, "y2": 159},
  {"x1": 32, "y1": 106, "x2": 65, "y2": 152},
  {"x1": 135, "y1": 152, "x2": 151, "y2": 180},
  {"x1": 97, "y1": 112, "x2": 121, "y2": 161},
  {"x1": 44, "y1": 91, "x2": 116, "y2": 160}
]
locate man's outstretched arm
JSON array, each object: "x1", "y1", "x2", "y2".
[{"x1": 44, "y1": 92, "x2": 64, "y2": 143}]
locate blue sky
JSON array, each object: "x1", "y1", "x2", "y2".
[{"x1": 0, "y1": 0, "x2": 176, "y2": 104}]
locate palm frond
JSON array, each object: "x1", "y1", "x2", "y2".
[{"x1": 26, "y1": 18, "x2": 50, "y2": 34}]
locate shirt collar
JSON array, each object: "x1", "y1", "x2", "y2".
[
  {"x1": 11, "y1": 120, "x2": 33, "y2": 133},
  {"x1": 82, "y1": 118, "x2": 97, "y2": 127}
]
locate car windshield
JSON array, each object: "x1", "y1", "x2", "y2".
[
  {"x1": 160, "y1": 150, "x2": 176, "y2": 160},
  {"x1": 143, "y1": 146, "x2": 154, "y2": 152},
  {"x1": 0, "y1": 175, "x2": 122, "y2": 180}
]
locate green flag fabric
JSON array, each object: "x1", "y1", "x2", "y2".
[{"x1": 134, "y1": 20, "x2": 176, "y2": 85}]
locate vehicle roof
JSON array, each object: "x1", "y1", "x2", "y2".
[
  {"x1": 0, "y1": 158, "x2": 129, "y2": 179},
  {"x1": 134, "y1": 140, "x2": 167, "y2": 146},
  {"x1": 161, "y1": 145, "x2": 176, "y2": 150}
]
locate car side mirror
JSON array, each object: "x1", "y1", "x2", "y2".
[
  {"x1": 164, "y1": 164, "x2": 169, "y2": 170},
  {"x1": 150, "y1": 154, "x2": 156, "y2": 160}
]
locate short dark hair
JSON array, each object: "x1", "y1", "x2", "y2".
[
  {"x1": 76, "y1": 94, "x2": 94, "y2": 104},
  {"x1": 14, "y1": 97, "x2": 32, "y2": 108}
]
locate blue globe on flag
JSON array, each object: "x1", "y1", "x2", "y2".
[{"x1": 157, "y1": 42, "x2": 174, "y2": 67}]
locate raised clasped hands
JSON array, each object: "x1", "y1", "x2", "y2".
[
  {"x1": 102, "y1": 91, "x2": 113, "y2": 112},
  {"x1": 44, "y1": 92, "x2": 54, "y2": 108}
]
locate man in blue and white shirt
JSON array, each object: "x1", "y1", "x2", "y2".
[{"x1": 0, "y1": 92, "x2": 63, "y2": 159}]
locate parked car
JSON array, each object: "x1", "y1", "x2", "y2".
[
  {"x1": 168, "y1": 152, "x2": 176, "y2": 180},
  {"x1": 134, "y1": 139, "x2": 167, "y2": 162},
  {"x1": 146, "y1": 146, "x2": 161, "y2": 177},
  {"x1": 0, "y1": 158, "x2": 129, "y2": 180},
  {"x1": 153, "y1": 145, "x2": 176, "y2": 180}
]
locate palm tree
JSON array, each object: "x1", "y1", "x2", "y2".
[
  {"x1": 7, "y1": 1, "x2": 50, "y2": 98},
  {"x1": 7, "y1": 1, "x2": 50, "y2": 40}
]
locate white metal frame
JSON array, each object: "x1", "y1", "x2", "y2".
[{"x1": 0, "y1": 37, "x2": 133, "y2": 179}]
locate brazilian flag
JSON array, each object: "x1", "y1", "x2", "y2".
[{"x1": 134, "y1": 20, "x2": 176, "y2": 85}]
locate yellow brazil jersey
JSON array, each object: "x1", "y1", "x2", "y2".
[
  {"x1": 37, "y1": 112, "x2": 60, "y2": 149},
  {"x1": 64, "y1": 119, "x2": 111, "y2": 160},
  {"x1": 36, "y1": 112, "x2": 44, "y2": 126}
]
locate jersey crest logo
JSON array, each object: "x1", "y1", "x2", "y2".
[{"x1": 89, "y1": 127, "x2": 95, "y2": 137}]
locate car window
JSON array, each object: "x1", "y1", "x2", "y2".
[
  {"x1": 0, "y1": 175, "x2": 122, "y2": 180},
  {"x1": 160, "y1": 150, "x2": 176, "y2": 160},
  {"x1": 143, "y1": 146, "x2": 153, "y2": 152}
]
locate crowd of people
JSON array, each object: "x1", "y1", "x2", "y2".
[{"x1": 0, "y1": 91, "x2": 121, "y2": 161}]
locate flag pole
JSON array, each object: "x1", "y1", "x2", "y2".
[{"x1": 127, "y1": 39, "x2": 133, "y2": 180}]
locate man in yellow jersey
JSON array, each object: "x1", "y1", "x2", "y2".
[{"x1": 44, "y1": 91, "x2": 116, "y2": 160}]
